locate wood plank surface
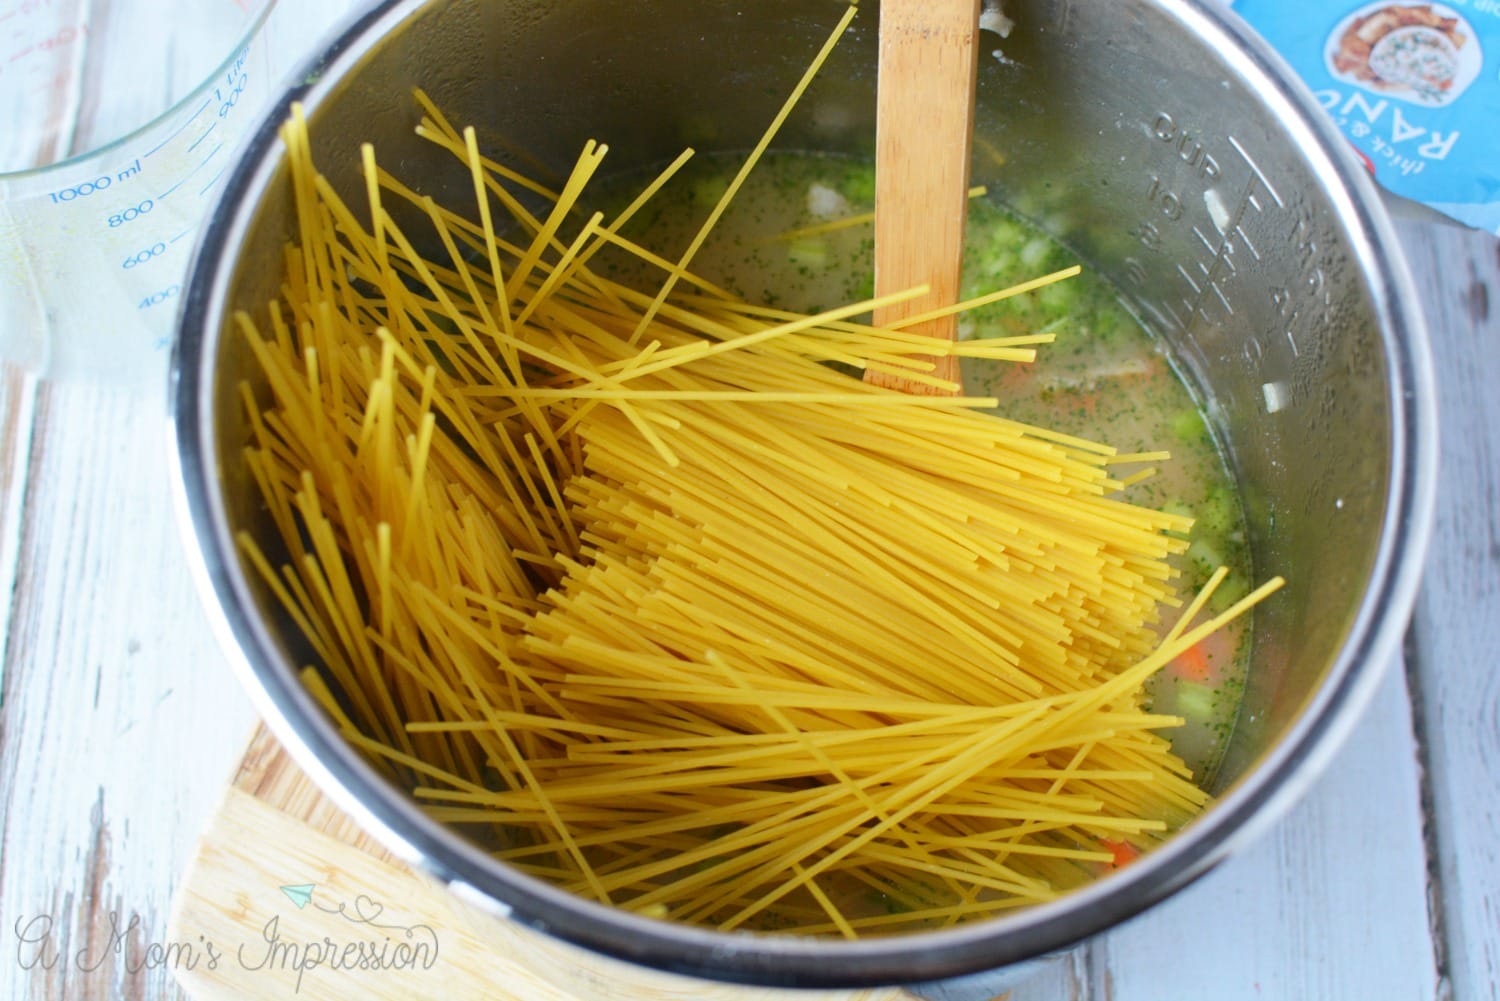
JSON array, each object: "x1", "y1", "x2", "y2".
[
  {"x1": 0, "y1": 376, "x2": 260, "y2": 1001},
  {"x1": 1402, "y1": 215, "x2": 1500, "y2": 1001}
]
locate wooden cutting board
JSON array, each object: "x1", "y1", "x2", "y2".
[{"x1": 166, "y1": 724, "x2": 922, "y2": 1001}]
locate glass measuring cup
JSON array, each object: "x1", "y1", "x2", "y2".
[{"x1": 0, "y1": 0, "x2": 302, "y2": 383}]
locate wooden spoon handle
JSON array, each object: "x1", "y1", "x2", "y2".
[{"x1": 868, "y1": 0, "x2": 982, "y2": 395}]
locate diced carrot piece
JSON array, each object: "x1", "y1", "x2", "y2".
[
  {"x1": 1101, "y1": 838, "x2": 1140, "y2": 868},
  {"x1": 1173, "y1": 641, "x2": 1212, "y2": 683}
]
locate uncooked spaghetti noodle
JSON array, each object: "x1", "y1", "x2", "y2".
[{"x1": 234, "y1": 6, "x2": 1282, "y2": 937}]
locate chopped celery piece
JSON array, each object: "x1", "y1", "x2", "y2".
[
  {"x1": 1186, "y1": 536, "x2": 1224, "y2": 577},
  {"x1": 1196, "y1": 483, "x2": 1240, "y2": 540},
  {"x1": 1207, "y1": 570, "x2": 1251, "y2": 613},
  {"x1": 1037, "y1": 279, "x2": 1080, "y2": 316},
  {"x1": 1170, "y1": 407, "x2": 1211, "y2": 447},
  {"x1": 837, "y1": 163, "x2": 876, "y2": 205},
  {"x1": 1160, "y1": 498, "x2": 1195, "y2": 539},
  {"x1": 1019, "y1": 236, "x2": 1054, "y2": 270},
  {"x1": 787, "y1": 237, "x2": 830, "y2": 269},
  {"x1": 1090, "y1": 306, "x2": 1125, "y2": 342},
  {"x1": 1175, "y1": 679, "x2": 1216, "y2": 723}
]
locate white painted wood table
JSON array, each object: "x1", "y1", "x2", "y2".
[{"x1": 0, "y1": 3, "x2": 1495, "y2": 999}]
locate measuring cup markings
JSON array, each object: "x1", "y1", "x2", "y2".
[
  {"x1": 1144, "y1": 115, "x2": 1286, "y2": 336},
  {"x1": 158, "y1": 141, "x2": 224, "y2": 201},
  {"x1": 0, "y1": 1, "x2": 371, "y2": 378},
  {"x1": 1, "y1": 21, "x2": 279, "y2": 375},
  {"x1": 1187, "y1": 136, "x2": 1283, "y2": 326},
  {"x1": 1150, "y1": 112, "x2": 1224, "y2": 182},
  {"x1": 44, "y1": 45, "x2": 251, "y2": 300},
  {"x1": 182, "y1": 112, "x2": 218, "y2": 154},
  {"x1": 1272, "y1": 201, "x2": 1343, "y2": 373},
  {"x1": 142, "y1": 95, "x2": 215, "y2": 159},
  {"x1": 1133, "y1": 108, "x2": 1348, "y2": 419}
]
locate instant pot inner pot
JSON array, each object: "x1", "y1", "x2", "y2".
[{"x1": 195, "y1": 0, "x2": 1406, "y2": 984}]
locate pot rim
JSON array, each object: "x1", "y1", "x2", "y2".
[{"x1": 169, "y1": 0, "x2": 1437, "y2": 986}]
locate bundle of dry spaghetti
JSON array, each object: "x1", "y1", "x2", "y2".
[{"x1": 235, "y1": 34, "x2": 1281, "y2": 935}]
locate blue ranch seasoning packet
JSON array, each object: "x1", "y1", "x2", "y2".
[{"x1": 1230, "y1": 0, "x2": 1500, "y2": 233}]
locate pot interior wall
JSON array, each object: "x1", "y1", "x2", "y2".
[{"x1": 213, "y1": 0, "x2": 1391, "y2": 875}]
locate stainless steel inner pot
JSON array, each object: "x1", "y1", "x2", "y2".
[{"x1": 171, "y1": 0, "x2": 1436, "y2": 987}]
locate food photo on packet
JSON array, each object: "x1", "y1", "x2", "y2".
[{"x1": 1228, "y1": 0, "x2": 1500, "y2": 232}]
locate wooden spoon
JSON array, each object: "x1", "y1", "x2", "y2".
[{"x1": 866, "y1": 0, "x2": 983, "y2": 396}]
